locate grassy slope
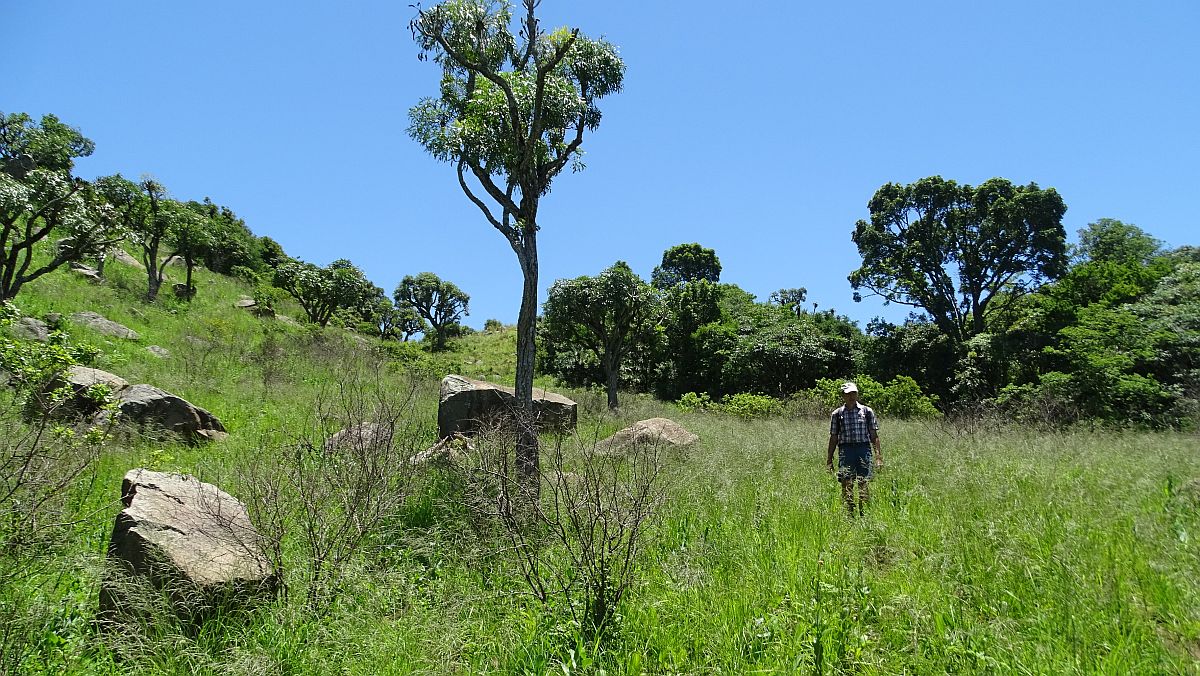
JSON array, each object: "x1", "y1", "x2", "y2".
[{"x1": 7, "y1": 255, "x2": 1200, "y2": 674}]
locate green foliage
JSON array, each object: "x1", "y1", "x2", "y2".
[
  {"x1": 804, "y1": 374, "x2": 941, "y2": 420},
  {"x1": 850, "y1": 176, "x2": 1068, "y2": 346},
  {"x1": 231, "y1": 265, "x2": 261, "y2": 285},
  {"x1": 1075, "y1": 218, "x2": 1162, "y2": 266},
  {"x1": 483, "y1": 318, "x2": 504, "y2": 332},
  {"x1": 651, "y1": 242, "x2": 721, "y2": 289},
  {"x1": 0, "y1": 112, "x2": 117, "y2": 300},
  {"x1": 394, "y1": 272, "x2": 469, "y2": 350},
  {"x1": 541, "y1": 261, "x2": 662, "y2": 408},
  {"x1": 275, "y1": 258, "x2": 378, "y2": 328}
]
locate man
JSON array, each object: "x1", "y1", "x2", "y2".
[{"x1": 826, "y1": 381, "x2": 883, "y2": 516}]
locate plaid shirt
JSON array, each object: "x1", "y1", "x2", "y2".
[{"x1": 830, "y1": 403, "x2": 878, "y2": 445}]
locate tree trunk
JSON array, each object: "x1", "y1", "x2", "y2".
[
  {"x1": 604, "y1": 350, "x2": 620, "y2": 410},
  {"x1": 513, "y1": 223, "x2": 540, "y2": 491}
]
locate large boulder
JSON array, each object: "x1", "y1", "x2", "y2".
[
  {"x1": 70, "y1": 311, "x2": 140, "y2": 340},
  {"x1": 594, "y1": 418, "x2": 699, "y2": 456},
  {"x1": 45, "y1": 366, "x2": 129, "y2": 413},
  {"x1": 99, "y1": 469, "x2": 278, "y2": 624},
  {"x1": 108, "y1": 384, "x2": 227, "y2": 442},
  {"x1": 437, "y1": 374, "x2": 577, "y2": 439}
]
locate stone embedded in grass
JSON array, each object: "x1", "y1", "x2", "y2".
[
  {"x1": 410, "y1": 432, "x2": 474, "y2": 466},
  {"x1": 110, "y1": 248, "x2": 144, "y2": 270},
  {"x1": 69, "y1": 311, "x2": 140, "y2": 340},
  {"x1": 324, "y1": 421, "x2": 393, "y2": 454},
  {"x1": 146, "y1": 345, "x2": 171, "y2": 358},
  {"x1": 437, "y1": 374, "x2": 577, "y2": 439},
  {"x1": 8, "y1": 316, "x2": 50, "y2": 342},
  {"x1": 99, "y1": 469, "x2": 278, "y2": 626},
  {"x1": 594, "y1": 417, "x2": 699, "y2": 456}
]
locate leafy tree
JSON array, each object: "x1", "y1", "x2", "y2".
[
  {"x1": 1075, "y1": 218, "x2": 1162, "y2": 266},
  {"x1": 651, "y1": 242, "x2": 722, "y2": 289},
  {"x1": 409, "y1": 0, "x2": 624, "y2": 478},
  {"x1": 542, "y1": 262, "x2": 662, "y2": 409},
  {"x1": 257, "y1": 236, "x2": 287, "y2": 271},
  {"x1": 394, "y1": 272, "x2": 470, "y2": 350},
  {"x1": 850, "y1": 176, "x2": 1068, "y2": 348},
  {"x1": 658, "y1": 279, "x2": 722, "y2": 398},
  {"x1": 187, "y1": 198, "x2": 260, "y2": 275},
  {"x1": 769, "y1": 287, "x2": 808, "y2": 316},
  {"x1": 167, "y1": 206, "x2": 213, "y2": 299},
  {"x1": 275, "y1": 258, "x2": 377, "y2": 327},
  {"x1": 0, "y1": 113, "x2": 119, "y2": 300}
]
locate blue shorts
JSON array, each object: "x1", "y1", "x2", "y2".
[{"x1": 838, "y1": 443, "x2": 873, "y2": 481}]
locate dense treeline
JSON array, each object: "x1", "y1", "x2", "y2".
[
  {"x1": 539, "y1": 219, "x2": 1198, "y2": 428},
  {"x1": 3, "y1": 111, "x2": 1195, "y2": 427}
]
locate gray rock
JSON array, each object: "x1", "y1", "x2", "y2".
[
  {"x1": 70, "y1": 264, "x2": 103, "y2": 284},
  {"x1": 234, "y1": 298, "x2": 257, "y2": 309},
  {"x1": 172, "y1": 283, "x2": 195, "y2": 300},
  {"x1": 594, "y1": 418, "x2": 699, "y2": 456},
  {"x1": 409, "y1": 432, "x2": 474, "y2": 466},
  {"x1": 323, "y1": 422, "x2": 392, "y2": 454},
  {"x1": 111, "y1": 249, "x2": 144, "y2": 270},
  {"x1": 10, "y1": 317, "x2": 49, "y2": 342},
  {"x1": 99, "y1": 469, "x2": 278, "y2": 624},
  {"x1": 147, "y1": 345, "x2": 171, "y2": 358},
  {"x1": 43, "y1": 312, "x2": 62, "y2": 326},
  {"x1": 70, "y1": 311, "x2": 140, "y2": 340},
  {"x1": 107, "y1": 384, "x2": 227, "y2": 442},
  {"x1": 437, "y1": 374, "x2": 577, "y2": 439},
  {"x1": 57, "y1": 365, "x2": 130, "y2": 395}
]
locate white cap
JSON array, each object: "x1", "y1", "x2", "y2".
[{"x1": 840, "y1": 381, "x2": 859, "y2": 394}]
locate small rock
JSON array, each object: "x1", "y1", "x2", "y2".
[
  {"x1": 111, "y1": 249, "x2": 144, "y2": 270},
  {"x1": 9, "y1": 317, "x2": 49, "y2": 342},
  {"x1": 323, "y1": 422, "x2": 392, "y2": 454},
  {"x1": 147, "y1": 345, "x2": 171, "y2": 359},
  {"x1": 70, "y1": 265, "x2": 103, "y2": 284},
  {"x1": 234, "y1": 298, "x2": 257, "y2": 309},
  {"x1": 409, "y1": 433, "x2": 474, "y2": 466}
]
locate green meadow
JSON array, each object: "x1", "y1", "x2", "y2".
[{"x1": 3, "y1": 259, "x2": 1199, "y2": 675}]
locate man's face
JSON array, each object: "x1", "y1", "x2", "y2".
[{"x1": 842, "y1": 390, "x2": 859, "y2": 406}]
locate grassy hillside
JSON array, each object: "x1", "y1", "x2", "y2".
[{"x1": 3, "y1": 256, "x2": 1199, "y2": 674}]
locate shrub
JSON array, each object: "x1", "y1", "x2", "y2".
[
  {"x1": 715, "y1": 392, "x2": 783, "y2": 419},
  {"x1": 676, "y1": 391, "x2": 712, "y2": 413},
  {"x1": 484, "y1": 318, "x2": 504, "y2": 332},
  {"x1": 230, "y1": 265, "x2": 261, "y2": 285},
  {"x1": 805, "y1": 374, "x2": 940, "y2": 420}
]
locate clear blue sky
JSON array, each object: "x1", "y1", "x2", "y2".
[{"x1": 6, "y1": 1, "x2": 1198, "y2": 329}]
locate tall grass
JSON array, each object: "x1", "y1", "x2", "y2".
[{"x1": 3, "y1": 252, "x2": 1198, "y2": 673}]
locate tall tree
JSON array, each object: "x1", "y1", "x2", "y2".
[
  {"x1": 651, "y1": 242, "x2": 721, "y2": 289},
  {"x1": 0, "y1": 113, "x2": 119, "y2": 300},
  {"x1": 769, "y1": 287, "x2": 808, "y2": 316},
  {"x1": 394, "y1": 272, "x2": 470, "y2": 350},
  {"x1": 1074, "y1": 218, "x2": 1162, "y2": 266},
  {"x1": 169, "y1": 205, "x2": 213, "y2": 299},
  {"x1": 850, "y1": 176, "x2": 1068, "y2": 347},
  {"x1": 409, "y1": 0, "x2": 624, "y2": 479},
  {"x1": 542, "y1": 261, "x2": 662, "y2": 409}
]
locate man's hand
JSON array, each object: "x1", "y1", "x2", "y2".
[
  {"x1": 826, "y1": 460, "x2": 835, "y2": 473},
  {"x1": 874, "y1": 456, "x2": 884, "y2": 470}
]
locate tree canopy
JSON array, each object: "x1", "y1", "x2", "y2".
[
  {"x1": 542, "y1": 261, "x2": 661, "y2": 409},
  {"x1": 651, "y1": 243, "x2": 722, "y2": 289},
  {"x1": 394, "y1": 272, "x2": 470, "y2": 350},
  {"x1": 275, "y1": 258, "x2": 377, "y2": 328},
  {"x1": 850, "y1": 176, "x2": 1068, "y2": 347}
]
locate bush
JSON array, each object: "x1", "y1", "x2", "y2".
[
  {"x1": 676, "y1": 391, "x2": 712, "y2": 413},
  {"x1": 484, "y1": 319, "x2": 504, "y2": 332},
  {"x1": 230, "y1": 265, "x2": 261, "y2": 285},
  {"x1": 804, "y1": 375, "x2": 940, "y2": 420},
  {"x1": 715, "y1": 392, "x2": 783, "y2": 419}
]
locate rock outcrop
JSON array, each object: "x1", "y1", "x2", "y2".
[
  {"x1": 109, "y1": 384, "x2": 228, "y2": 442},
  {"x1": 70, "y1": 311, "x2": 140, "y2": 340},
  {"x1": 99, "y1": 469, "x2": 278, "y2": 624},
  {"x1": 437, "y1": 374, "x2": 577, "y2": 439},
  {"x1": 594, "y1": 418, "x2": 699, "y2": 456}
]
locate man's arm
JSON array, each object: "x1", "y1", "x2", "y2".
[{"x1": 826, "y1": 434, "x2": 838, "y2": 471}]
